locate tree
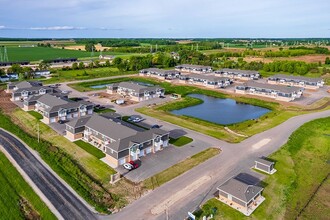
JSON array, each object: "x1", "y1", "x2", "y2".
[
  {"x1": 39, "y1": 61, "x2": 50, "y2": 70},
  {"x1": 85, "y1": 43, "x2": 96, "y2": 52},
  {"x1": 94, "y1": 60, "x2": 100, "y2": 68},
  {"x1": 72, "y1": 62, "x2": 78, "y2": 70},
  {"x1": 105, "y1": 60, "x2": 111, "y2": 67},
  {"x1": 325, "y1": 57, "x2": 330, "y2": 65},
  {"x1": 78, "y1": 62, "x2": 85, "y2": 69},
  {"x1": 8, "y1": 64, "x2": 23, "y2": 73},
  {"x1": 0, "y1": 68, "x2": 6, "y2": 76},
  {"x1": 112, "y1": 57, "x2": 123, "y2": 66}
]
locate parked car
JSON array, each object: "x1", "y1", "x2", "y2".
[
  {"x1": 151, "y1": 124, "x2": 160, "y2": 129},
  {"x1": 58, "y1": 120, "x2": 66, "y2": 124},
  {"x1": 123, "y1": 163, "x2": 133, "y2": 170},
  {"x1": 129, "y1": 160, "x2": 139, "y2": 169},
  {"x1": 128, "y1": 115, "x2": 143, "y2": 123},
  {"x1": 159, "y1": 95, "x2": 166, "y2": 99}
]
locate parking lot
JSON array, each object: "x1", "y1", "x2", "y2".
[{"x1": 115, "y1": 138, "x2": 212, "y2": 182}]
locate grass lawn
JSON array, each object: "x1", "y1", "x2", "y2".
[
  {"x1": 43, "y1": 67, "x2": 135, "y2": 84},
  {"x1": 196, "y1": 117, "x2": 330, "y2": 220},
  {"x1": 74, "y1": 140, "x2": 106, "y2": 159},
  {"x1": 12, "y1": 109, "x2": 115, "y2": 182},
  {"x1": 143, "y1": 148, "x2": 220, "y2": 190},
  {"x1": 0, "y1": 151, "x2": 57, "y2": 220},
  {"x1": 94, "y1": 108, "x2": 116, "y2": 113},
  {"x1": 27, "y1": 111, "x2": 43, "y2": 120},
  {"x1": 169, "y1": 136, "x2": 193, "y2": 147}
]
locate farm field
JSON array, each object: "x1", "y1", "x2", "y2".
[
  {"x1": 2, "y1": 46, "x2": 147, "y2": 62},
  {"x1": 196, "y1": 117, "x2": 330, "y2": 220},
  {"x1": 0, "y1": 151, "x2": 56, "y2": 219},
  {"x1": 43, "y1": 67, "x2": 135, "y2": 84}
]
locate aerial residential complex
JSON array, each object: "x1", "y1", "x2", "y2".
[
  {"x1": 235, "y1": 81, "x2": 303, "y2": 102},
  {"x1": 65, "y1": 114, "x2": 170, "y2": 167},
  {"x1": 107, "y1": 81, "x2": 165, "y2": 102},
  {"x1": 23, "y1": 94, "x2": 94, "y2": 124},
  {"x1": 214, "y1": 68, "x2": 260, "y2": 80},
  {"x1": 175, "y1": 64, "x2": 213, "y2": 74},
  {"x1": 7, "y1": 81, "x2": 54, "y2": 101},
  {"x1": 267, "y1": 74, "x2": 324, "y2": 89},
  {"x1": 178, "y1": 73, "x2": 233, "y2": 88},
  {"x1": 139, "y1": 68, "x2": 181, "y2": 80}
]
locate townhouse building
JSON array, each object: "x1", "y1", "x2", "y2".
[
  {"x1": 267, "y1": 74, "x2": 324, "y2": 90},
  {"x1": 175, "y1": 64, "x2": 213, "y2": 74},
  {"x1": 107, "y1": 82, "x2": 165, "y2": 102},
  {"x1": 235, "y1": 81, "x2": 303, "y2": 102},
  {"x1": 179, "y1": 73, "x2": 233, "y2": 88},
  {"x1": 65, "y1": 115, "x2": 170, "y2": 167},
  {"x1": 23, "y1": 94, "x2": 94, "y2": 124},
  {"x1": 215, "y1": 69, "x2": 260, "y2": 80}
]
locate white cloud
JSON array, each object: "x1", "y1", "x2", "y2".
[
  {"x1": 0, "y1": 25, "x2": 5, "y2": 29},
  {"x1": 29, "y1": 26, "x2": 86, "y2": 31}
]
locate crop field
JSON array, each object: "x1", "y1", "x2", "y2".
[
  {"x1": 0, "y1": 151, "x2": 56, "y2": 219},
  {"x1": 2, "y1": 46, "x2": 147, "y2": 62}
]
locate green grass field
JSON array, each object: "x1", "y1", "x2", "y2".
[
  {"x1": 74, "y1": 140, "x2": 106, "y2": 159},
  {"x1": 196, "y1": 117, "x2": 330, "y2": 220},
  {"x1": 43, "y1": 67, "x2": 134, "y2": 84},
  {"x1": 27, "y1": 111, "x2": 43, "y2": 120},
  {"x1": 0, "y1": 151, "x2": 56, "y2": 220},
  {"x1": 169, "y1": 136, "x2": 193, "y2": 147},
  {"x1": 4, "y1": 46, "x2": 147, "y2": 62}
]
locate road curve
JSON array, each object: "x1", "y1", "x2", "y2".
[
  {"x1": 0, "y1": 129, "x2": 97, "y2": 220},
  {"x1": 107, "y1": 109, "x2": 330, "y2": 220}
]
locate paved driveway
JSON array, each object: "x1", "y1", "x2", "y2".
[{"x1": 116, "y1": 139, "x2": 212, "y2": 182}]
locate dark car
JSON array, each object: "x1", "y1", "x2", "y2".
[
  {"x1": 58, "y1": 120, "x2": 66, "y2": 124},
  {"x1": 159, "y1": 95, "x2": 166, "y2": 99},
  {"x1": 129, "y1": 160, "x2": 139, "y2": 169},
  {"x1": 151, "y1": 124, "x2": 160, "y2": 129}
]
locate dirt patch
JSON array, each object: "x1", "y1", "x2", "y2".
[
  {"x1": 19, "y1": 197, "x2": 41, "y2": 220},
  {"x1": 63, "y1": 45, "x2": 112, "y2": 52},
  {"x1": 0, "y1": 90, "x2": 18, "y2": 113},
  {"x1": 150, "y1": 175, "x2": 211, "y2": 215}
]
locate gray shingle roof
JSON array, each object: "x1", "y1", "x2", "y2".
[
  {"x1": 183, "y1": 73, "x2": 230, "y2": 82},
  {"x1": 217, "y1": 68, "x2": 259, "y2": 75},
  {"x1": 218, "y1": 177, "x2": 263, "y2": 203},
  {"x1": 37, "y1": 94, "x2": 68, "y2": 107},
  {"x1": 243, "y1": 81, "x2": 302, "y2": 94},
  {"x1": 116, "y1": 82, "x2": 163, "y2": 94},
  {"x1": 85, "y1": 115, "x2": 137, "y2": 140},
  {"x1": 176, "y1": 64, "x2": 212, "y2": 69},
  {"x1": 269, "y1": 74, "x2": 323, "y2": 83},
  {"x1": 66, "y1": 116, "x2": 92, "y2": 128},
  {"x1": 255, "y1": 158, "x2": 274, "y2": 167}
]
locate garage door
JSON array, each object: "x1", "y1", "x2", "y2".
[
  {"x1": 146, "y1": 147, "x2": 152, "y2": 154},
  {"x1": 139, "y1": 149, "x2": 145, "y2": 157},
  {"x1": 118, "y1": 158, "x2": 126, "y2": 165},
  {"x1": 50, "y1": 117, "x2": 56, "y2": 123}
]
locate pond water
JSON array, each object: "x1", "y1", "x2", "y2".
[
  {"x1": 90, "y1": 84, "x2": 109, "y2": 89},
  {"x1": 171, "y1": 94, "x2": 271, "y2": 125}
]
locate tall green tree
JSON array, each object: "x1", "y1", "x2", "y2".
[{"x1": 85, "y1": 43, "x2": 96, "y2": 52}]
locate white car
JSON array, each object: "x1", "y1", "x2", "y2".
[{"x1": 123, "y1": 163, "x2": 133, "y2": 170}]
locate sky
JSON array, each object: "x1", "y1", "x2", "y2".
[{"x1": 0, "y1": 0, "x2": 329, "y2": 38}]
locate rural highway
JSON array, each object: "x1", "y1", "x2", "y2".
[
  {"x1": 106, "y1": 109, "x2": 330, "y2": 220},
  {"x1": 0, "y1": 129, "x2": 97, "y2": 220}
]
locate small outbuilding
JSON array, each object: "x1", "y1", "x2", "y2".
[
  {"x1": 254, "y1": 157, "x2": 276, "y2": 174},
  {"x1": 217, "y1": 175, "x2": 265, "y2": 216}
]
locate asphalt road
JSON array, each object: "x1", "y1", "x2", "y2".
[
  {"x1": 0, "y1": 129, "x2": 97, "y2": 220},
  {"x1": 106, "y1": 109, "x2": 330, "y2": 220}
]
